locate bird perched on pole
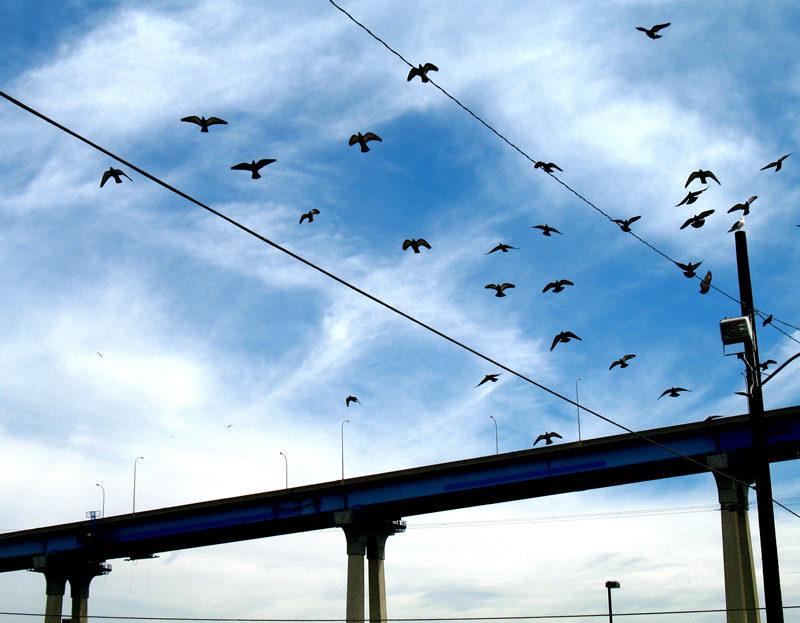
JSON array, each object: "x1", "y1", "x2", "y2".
[
  {"x1": 231, "y1": 159, "x2": 276, "y2": 179},
  {"x1": 349, "y1": 132, "x2": 382, "y2": 152},
  {"x1": 180, "y1": 115, "x2": 227, "y2": 132},
  {"x1": 407, "y1": 62, "x2": 438, "y2": 82},
  {"x1": 100, "y1": 167, "x2": 132, "y2": 187},
  {"x1": 728, "y1": 217, "x2": 745, "y2": 233}
]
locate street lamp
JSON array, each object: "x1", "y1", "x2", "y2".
[
  {"x1": 341, "y1": 419, "x2": 350, "y2": 480},
  {"x1": 279, "y1": 452, "x2": 288, "y2": 488},
  {"x1": 489, "y1": 415, "x2": 498, "y2": 454},
  {"x1": 133, "y1": 456, "x2": 144, "y2": 515},
  {"x1": 576, "y1": 377, "x2": 582, "y2": 443},
  {"x1": 605, "y1": 580, "x2": 620, "y2": 623},
  {"x1": 96, "y1": 483, "x2": 105, "y2": 518}
]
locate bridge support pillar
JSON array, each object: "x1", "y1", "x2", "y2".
[
  {"x1": 31, "y1": 555, "x2": 68, "y2": 623},
  {"x1": 709, "y1": 455, "x2": 760, "y2": 623}
]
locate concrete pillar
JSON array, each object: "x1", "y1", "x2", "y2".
[
  {"x1": 31, "y1": 555, "x2": 68, "y2": 623},
  {"x1": 710, "y1": 456, "x2": 761, "y2": 623},
  {"x1": 67, "y1": 562, "x2": 112, "y2": 623},
  {"x1": 343, "y1": 529, "x2": 368, "y2": 623},
  {"x1": 367, "y1": 533, "x2": 390, "y2": 623}
]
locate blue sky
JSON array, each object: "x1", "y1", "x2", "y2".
[{"x1": 1, "y1": 1, "x2": 800, "y2": 621}]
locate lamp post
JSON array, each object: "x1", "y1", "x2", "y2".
[
  {"x1": 576, "y1": 377, "x2": 582, "y2": 444},
  {"x1": 605, "y1": 580, "x2": 620, "y2": 623},
  {"x1": 279, "y1": 452, "x2": 288, "y2": 488},
  {"x1": 96, "y1": 483, "x2": 105, "y2": 518},
  {"x1": 341, "y1": 419, "x2": 350, "y2": 480},
  {"x1": 489, "y1": 415, "x2": 498, "y2": 454},
  {"x1": 132, "y1": 456, "x2": 144, "y2": 515}
]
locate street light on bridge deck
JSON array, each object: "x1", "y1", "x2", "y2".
[{"x1": 605, "y1": 580, "x2": 620, "y2": 623}]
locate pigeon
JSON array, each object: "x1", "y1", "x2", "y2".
[
  {"x1": 685, "y1": 169, "x2": 720, "y2": 187},
  {"x1": 532, "y1": 224, "x2": 562, "y2": 236},
  {"x1": 542, "y1": 279, "x2": 574, "y2": 293},
  {"x1": 680, "y1": 210, "x2": 715, "y2": 229},
  {"x1": 761, "y1": 153, "x2": 791, "y2": 172},
  {"x1": 675, "y1": 260, "x2": 702, "y2": 278},
  {"x1": 299, "y1": 209, "x2": 320, "y2": 224},
  {"x1": 486, "y1": 243, "x2": 517, "y2": 254},
  {"x1": 231, "y1": 159, "x2": 276, "y2": 179},
  {"x1": 759, "y1": 359, "x2": 777, "y2": 371},
  {"x1": 762, "y1": 314, "x2": 773, "y2": 327},
  {"x1": 728, "y1": 217, "x2": 745, "y2": 233},
  {"x1": 180, "y1": 115, "x2": 227, "y2": 132},
  {"x1": 534, "y1": 161, "x2": 562, "y2": 173},
  {"x1": 534, "y1": 431, "x2": 563, "y2": 446},
  {"x1": 475, "y1": 373, "x2": 501, "y2": 387},
  {"x1": 609, "y1": 354, "x2": 636, "y2": 370},
  {"x1": 699, "y1": 271, "x2": 712, "y2": 294},
  {"x1": 613, "y1": 216, "x2": 641, "y2": 232},
  {"x1": 676, "y1": 187, "x2": 708, "y2": 206},
  {"x1": 100, "y1": 167, "x2": 131, "y2": 187},
  {"x1": 349, "y1": 132, "x2": 382, "y2": 152},
  {"x1": 659, "y1": 387, "x2": 691, "y2": 399},
  {"x1": 550, "y1": 331, "x2": 581, "y2": 351},
  {"x1": 728, "y1": 196, "x2": 757, "y2": 215},
  {"x1": 407, "y1": 62, "x2": 438, "y2": 82},
  {"x1": 485, "y1": 283, "x2": 515, "y2": 297},
  {"x1": 345, "y1": 396, "x2": 359, "y2": 407},
  {"x1": 635, "y1": 23, "x2": 671, "y2": 39},
  {"x1": 402, "y1": 238, "x2": 431, "y2": 253}
]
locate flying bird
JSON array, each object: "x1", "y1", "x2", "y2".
[
  {"x1": 100, "y1": 167, "x2": 131, "y2": 187},
  {"x1": 675, "y1": 260, "x2": 702, "y2": 278},
  {"x1": 299, "y1": 209, "x2": 320, "y2": 224},
  {"x1": 475, "y1": 373, "x2": 501, "y2": 387},
  {"x1": 542, "y1": 279, "x2": 574, "y2": 293},
  {"x1": 534, "y1": 431, "x2": 563, "y2": 446},
  {"x1": 534, "y1": 161, "x2": 562, "y2": 173},
  {"x1": 402, "y1": 238, "x2": 431, "y2": 253},
  {"x1": 486, "y1": 243, "x2": 517, "y2": 254},
  {"x1": 407, "y1": 62, "x2": 438, "y2": 82},
  {"x1": 180, "y1": 115, "x2": 227, "y2": 132},
  {"x1": 485, "y1": 283, "x2": 515, "y2": 297},
  {"x1": 231, "y1": 159, "x2": 276, "y2": 179},
  {"x1": 532, "y1": 224, "x2": 562, "y2": 236},
  {"x1": 685, "y1": 169, "x2": 720, "y2": 187},
  {"x1": 759, "y1": 359, "x2": 777, "y2": 371},
  {"x1": 550, "y1": 331, "x2": 581, "y2": 351},
  {"x1": 345, "y1": 396, "x2": 359, "y2": 407},
  {"x1": 613, "y1": 215, "x2": 641, "y2": 232},
  {"x1": 761, "y1": 153, "x2": 791, "y2": 172},
  {"x1": 635, "y1": 23, "x2": 671, "y2": 39},
  {"x1": 349, "y1": 132, "x2": 382, "y2": 152},
  {"x1": 676, "y1": 187, "x2": 708, "y2": 206},
  {"x1": 659, "y1": 387, "x2": 691, "y2": 399},
  {"x1": 680, "y1": 210, "x2": 715, "y2": 229},
  {"x1": 699, "y1": 271, "x2": 712, "y2": 294},
  {"x1": 728, "y1": 217, "x2": 745, "y2": 233},
  {"x1": 728, "y1": 196, "x2": 757, "y2": 215},
  {"x1": 762, "y1": 314, "x2": 773, "y2": 327},
  {"x1": 609, "y1": 354, "x2": 636, "y2": 370}
]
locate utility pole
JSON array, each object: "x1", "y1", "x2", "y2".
[{"x1": 734, "y1": 230, "x2": 783, "y2": 622}]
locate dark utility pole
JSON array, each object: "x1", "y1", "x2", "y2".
[{"x1": 734, "y1": 230, "x2": 783, "y2": 622}]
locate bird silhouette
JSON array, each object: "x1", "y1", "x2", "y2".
[
  {"x1": 676, "y1": 187, "x2": 708, "y2": 206},
  {"x1": 659, "y1": 387, "x2": 690, "y2": 399},
  {"x1": 402, "y1": 238, "x2": 431, "y2": 253},
  {"x1": 534, "y1": 431, "x2": 563, "y2": 446},
  {"x1": 550, "y1": 331, "x2": 581, "y2": 351},
  {"x1": 486, "y1": 243, "x2": 517, "y2": 254},
  {"x1": 680, "y1": 210, "x2": 715, "y2": 229},
  {"x1": 761, "y1": 153, "x2": 791, "y2": 172},
  {"x1": 346, "y1": 396, "x2": 359, "y2": 407},
  {"x1": 728, "y1": 217, "x2": 745, "y2": 233},
  {"x1": 613, "y1": 215, "x2": 641, "y2": 232},
  {"x1": 407, "y1": 62, "x2": 438, "y2": 82},
  {"x1": 759, "y1": 359, "x2": 777, "y2": 371},
  {"x1": 728, "y1": 196, "x2": 757, "y2": 215},
  {"x1": 485, "y1": 283, "x2": 515, "y2": 297},
  {"x1": 542, "y1": 279, "x2": 574, "y2": 293},
  {"x1": 100, "y1": 167, "x2": 132, "y2": 187},
  {"x1": 231, "y1": 159, "x2": 276, "y2": 179},
  {"x1": 475, "y1": 373, "x2": 502, "y2": 387},
  {"x1": 349, "y1": 132, "x2": 382, "y2": 152},
  {"x1": 762, "y1": 314, "x2": 773, "y2": 327},
  {"x1": 180, "y1": 115, "x2": 227, "y2": 132},
  {"x1": 685, "y1": 169, "x2": 720, "y2": 187},
  {"x1": 532, "y1": 224, "x2": 562, "y2": 236},
  {"x1": 699, "y1": 271, "x2": 712, "y2": 294},
  {"x1": 635, "y1": 23, "x2": 671, "y2": 39},
  {"x1": 534, "y1": 161, "x2": 562, "y2": 173},
  {"x1": 675, "y1": 260, "x2": 702, "y2": 278},
  {"x1": 299, "y1": 209, "x2": 320, "y2": 224},
  {"x1": 609, "y1": 354, "x2": 636, "y2": 369}
]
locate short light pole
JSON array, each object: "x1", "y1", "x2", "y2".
[
  {"x1": 96, "y1": 483, "x2": 105, "y2": 518},
  {"x1": 279, "y1": 452, "x2": 288, "y2": 488},
  {"x1": 489, "y1": 415, "x2": 499, "y2": 454},
  {"x1": 576, "y1": 377, "x2": 582, "y2": 443},
  {"x1": 605, "y1": 580, "x2": 620, "y2": 623},
  {"x1": 341, "y1": 419, "x2": 350, "y2": 480},
  {"x1": 133, "y1": 456, "x2": 144, "y2": 515}
]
